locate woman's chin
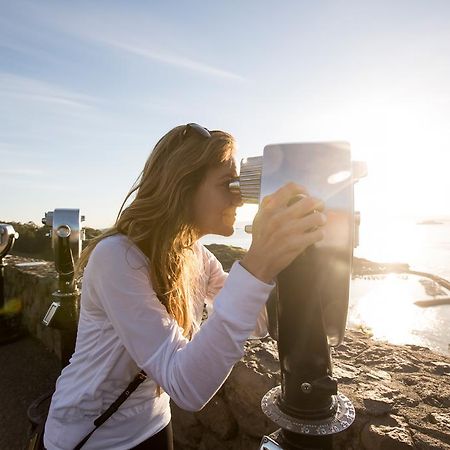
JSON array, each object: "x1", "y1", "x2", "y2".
[
  {"x1": 217, "y1": 222, "x2": 235, "y2": 237},
  {"x1": 221, "y1": 227, "x2": 234, "y2": 237}
]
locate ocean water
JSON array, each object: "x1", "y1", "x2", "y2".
[{"x1": 201, "y1": 217, "x2": 450, "y2": 355}]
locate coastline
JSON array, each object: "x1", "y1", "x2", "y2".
[
  {"x1": 206, "y1": 243, "x2": 450, "y2": 303},
  {"x1": 352, "y1": 257, "x2": 450, "y2": 308},
  {"x1": 205, "y1": 244, "x2": 450, "y2": 355}
]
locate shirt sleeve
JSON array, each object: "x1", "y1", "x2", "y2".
[{"x1": 87, "y1": 239, "x2": 274, "y2": 412}]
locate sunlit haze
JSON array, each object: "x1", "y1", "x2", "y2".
[{"x1": 1, "y1": 0, "x2": 449, "y2": 229}]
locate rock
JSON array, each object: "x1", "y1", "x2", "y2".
[
  {"x1": 334, "y1": 362, "x2": 360, "y2": 382},
  {"x1": 365, "y1": 368, "x2": 392, "y2": 382},
  {"x1": 406, "y1": 414, "x2": 450, "y2": 448},
  {"x1": 412, "y1": 431, "x2": 450, "y2": 449},
  {"x1": 198, "y1": 432, "x2": 231, "y2": 450},
  {"x1": 387, "y1": 361, "x2": 421, "y2": 373},
  {"x1": 195, "y1": 394, "x2": 237, "y2": 440},
  {"x1": 363, "y1": 390, "x2": 394, "y2": 416},
  {"x1": 406, "y1": 344, "x2": 433, "y2": 352},
  {"x1": 430, "y1": 361, "x2": 450, "y2": 375},
  {"x1": 235, "y1": 434, "x2": 262, "y2": 450},
  {"x1": 401, "y1": 375, "x2": 419, "y2": 386},
  {"x1": 205, "y1": 244, "x2": 246, "y2": 272},
  {"x1": 224, "y1": 342, "x2": 278, "y2": 438},
  {"x1": 244, "y1": 338, "x2": 280, "y2": 376},
  {"x1": 394, "y1": 395, "x2": 420, "y2": 408},
  {"x1": 171, "y1": 403, "x2": 202, "y2": 450},
  {"x1": 361, "y1": 423, "x2": 414, "y2": 449},
  {"x1": 334, "y1": 335, "x2": 370, "y2": 359},
  {"x1": 426, "y1": 411, "x2": 450, "y2": 428},
  {"x1": 423, "y1": 389, "x2": 450, "y2": 408}
]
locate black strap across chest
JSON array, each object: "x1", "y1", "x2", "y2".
[{"x1": 74, "y1": 370, "x2": 147, "y2": 450}]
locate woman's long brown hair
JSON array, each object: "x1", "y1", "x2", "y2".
[{"x1": 75, "y1": 125, "x2": 235, "y2": 337}]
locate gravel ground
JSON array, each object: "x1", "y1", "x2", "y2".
[{"x1": 0, "y1": 334, "x2": 60, "y2": 450}]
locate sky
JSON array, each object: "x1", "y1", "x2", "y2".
[{"x1": 1, "y1": 0, "x2": 450, "y2": 229}]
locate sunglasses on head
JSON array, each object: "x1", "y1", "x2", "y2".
[{"x1": 182, "y1": 123, "x2": 211, "y2": 140}]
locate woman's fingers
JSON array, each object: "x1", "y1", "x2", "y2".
[
  {"x1": 268, "y1": 212, "x2": 326, "y2": 254},
  {"x1": 284, "y1": 230, "x2": 324, "y2": 267},
  {"x1": 261, "y1": 186, "x2": 323, "y2": 221},
  {"x1": 280, "y1": 196, "x2": 325, "y2": 221},
  {"x1": 242, "y1": 182, "x2": 328, "y2": 282},
  {"x1": 286, "y1": 210, "x2": 327, "y2": 234},
  {"x1": 261, "y1": 182, "x2": 309, "y2": 210},
  {"x1": 257, "y1": 196, "x2": 324, "y2": 237}
]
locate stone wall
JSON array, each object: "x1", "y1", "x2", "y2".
[
  {"x1": 3, "y1": 256, "x2": 62, "y2": 355},
  {"x1": 3, "y1": 254, "x2": 450, "y2": 449}
]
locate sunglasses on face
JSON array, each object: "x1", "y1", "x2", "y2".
[{"x1": 182, "y1": 123, "x2": 211, "y2": 140}]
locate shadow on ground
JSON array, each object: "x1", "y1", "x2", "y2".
[{"x1": 0, "y1": 334, "x2": 60, "y2": 450}]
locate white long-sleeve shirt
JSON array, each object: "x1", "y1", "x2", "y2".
[{"x1": 44, "y1": 234, "x2": 272, "y2": 450}]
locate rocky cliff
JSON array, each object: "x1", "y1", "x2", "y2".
[
  {"x1": 2, "y1": 248, "x2": 449, "y2": 449},
  {"x1": 172, "y1": 331, "x2": 449, "y2": 449}
]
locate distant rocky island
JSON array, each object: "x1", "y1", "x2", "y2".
[{"x1": 417, "y1": 219, "x2": 444, "y2": 225}]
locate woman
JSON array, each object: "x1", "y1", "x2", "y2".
[{"x1": 44, "y1": 124, "x2": 326, "y2": 449}]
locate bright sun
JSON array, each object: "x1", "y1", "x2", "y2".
[{"x1": 342, "y1": 100, "x2": 449, "y2": 219}]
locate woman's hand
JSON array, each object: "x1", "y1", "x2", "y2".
[{"x1": 240, "y1": 182, "x2": 326, "y2": 283}]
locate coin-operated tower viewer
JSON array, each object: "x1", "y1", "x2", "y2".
[{"x1": 230, "y1": 142, "x2": 366, "y2": 450}]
